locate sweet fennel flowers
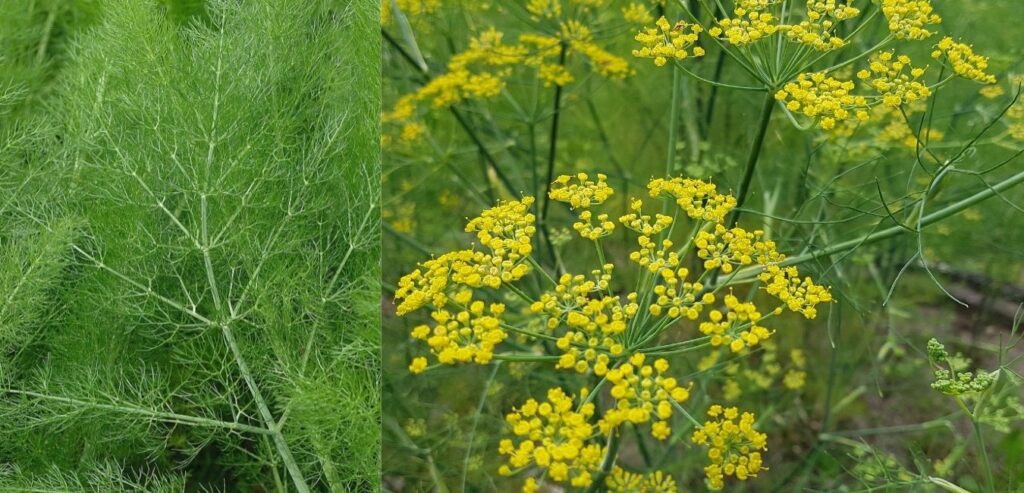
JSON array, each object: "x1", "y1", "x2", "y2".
[
  {"x1": 631, "y1": 0, "x2": 998, "y2": 132},
  {"x1": 395, "y1": 173, "x2": 832, "y2": 491}
]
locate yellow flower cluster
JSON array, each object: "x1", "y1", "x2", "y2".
[
  {"x1": 620, "y1": 198, "x2": 673, "y2": 236},
  {"x1": 760, "y1": 265, "x2": 833, "y2": 318},
  {"x1": 980, "y1": 84, "x2": 1005, "y2": 99},
  {"x1": 382, "y1": 29, "x2": 522, "y2": 142},
  {"x1": 700, "y1": 294, "x2": 774, "y2": 353},
  {"x1": 708, "y1": 0, "x2": 780, "y2": 46},
  {"x1": 465, "y1": 196, "x2": 537, "y2": 263},
  {"x1": 775, "y1": 72, "x2": 869, "y2": 130},
  {"x1": 426, "y1": 28, "x2": 526, "y2": 107},
  {"x1": 395, "y1": 175, "x2": 833, "y2": 491},
  {"x1": 410, "y1": 298, "x2": 508, "y2": 364},
  {"x1": 572, "y1": 210, "x2": 615, "y2": 240},
  {"x1": 385, "y1": 19, "x2": 631, "y2": 144},
  {"x1": 784, "y1": 348, "x2": 808, "y2": 389},
  {"x1": 574, "y1": 40, "x2": 634, "y2": 79},
  {"x1": 857, "y1": 51, "x2": 931, "y2": 108},
  {"x1": 632, "y1": 17, "x2": 705, "y2": 67},
  {"x1": 395, "y1": 249, "x2": 498, "y2": 314},
  {"x1": 648, "y1": 266, "x2": 712, "y2": 319},
  {"x1": 691, "y1": 405, "x2": 767, "y2": 490},
  {"x1": 527, "y1": 0, "x2": 561, "y2": 19},
  {"x1": 881, "y1": 0, "x2": 941, "y2": 40},
  {"x1": 601, "y1": 354, "x2": 691, "y2": 440},
  {"x1": 607, "y1": 467, "x2": 678, "y2": 492},
  {"x1": 621, "y1": 199, "x2": 711, "y2": 321},
  {"x1": 647, "y1": 177, "x2": 737, "y2": 222},
  {"x1": 932, "y1": 37, "x2": 997, "y2": 84},
  {"x1": 696, "y1": 225, "x2": 762, "y2": 274},
  {"x1": 549, "y1": 173, "x2": 614, "y2": 208},
  {"x1": 396, "y1": 198, "x2": 537, "y2": 369},
  {"x1": 499, "y1": 387, "x2": 605, "y2": 490},
  {"x1": 530, "y1": 270, "x2": 635, "y2": 375},
  {"x1": 876, "y1": 115, "x2": 944, "y2": 148},
  {"x1": 531, "y1": 267, "x2": 612, "y2": 328},
  {"x1": 823, "y1": 102, "x2": 944, "y2": 150},
  {"x1": 782, "y1": 0, "x2": 860, "y2": 52},
  {"x1": 622, "y1": 2, "x2": 654, "y2": 25},
  {"x1": 536, "y1": 63, "x2": 572, "y2": 87},
  {"x1": 549, "y1": 173, "x2": 616, "y2": 240}
]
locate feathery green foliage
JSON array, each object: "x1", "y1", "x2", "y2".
[{"x1": 1, "y1": 0, "x2": 380, "y2": 491}]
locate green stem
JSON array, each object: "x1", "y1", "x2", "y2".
[
  {"x1": 727, "y1": 93, "x2": 776, "y2": 229},
  {"x1": 492, "y1": 353, "x2": 561, "y2": 362},
  {"x1": 34, "y1": 6, "x2": 57, "y2": 65},
  {"x1": 666, "y1": 64, "x2": 682, "y2": 178},
  {"x1": 219, "y1": 322, "x2": 312, "y2": 493},
  {"x1": 540, "y1": 43, "x2": 569, "y2": 269},
  {"x1": 721, "y1": 166, "x2": 1024, "y2": 285},
  {"x1": 971, "y1": 417, "x2": 996, "y2": 493},
  {"x1": 586, "y1": 429, "x2": 621, "y2": 492},
  {"x1": 5, "y1": 389, "x2": 272, "y2": 435},
  {"x1": 540, "y1": 45, "x2": 568, "y2": 223}
]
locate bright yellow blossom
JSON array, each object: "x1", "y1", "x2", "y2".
[
  {"x1": 857, "y1": 51, "x2": 931, "y2": 107},
  {"x1": 647, "y1": 177, "x2": 736, "y2": 222},
  {"x1": 499, "y1": 387, "x2": 605, "y2": 490},
  {"x1": 691, "y1": 406, "x2": 767, "y2": 490},
  {"x1": 549, "y1": 173, "x2": 614, "y2": 208},
  {"x1": 776, "y1": 72, "x2": 869, "y2": 130},
  {"x1": 607, "y1": 467, "x2": 679, "y2": 492},
  {"x1": 932, "y1": 37, "x2": 997, "y2": 84},
  {"x1": 408, "y1": 356, "x2": 428, "y2": 374},
  {"x1": 700, "y1": 294, "x2": 773, "y2": 352},
  {"x1": 708, "y1": 0, "x2": 780, "y2": 46},
  {"x1": 782, "y1": 0, "x2": 860, "y2": 52},
  {"x1": 600, "y1": 353, "x2": 691, "y2": 440},
  {"x1": 531, "y1": 268, "x2": 636, "y2": 375},
  {"x1": 760, "y1": 265, "x2": 833, "y2": 318},
  {"x1": 881, "y1": 0, "x2": 941, "y2": 40},
  {"x1": 632, "y1": 17, "x2": 705, "y2": 67},
  {"x1": 410, "y1": 299, "x2": 507, "y2": 364}
]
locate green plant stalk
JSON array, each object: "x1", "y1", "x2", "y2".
[
  {"x1": 540, "y1": 43, "x2": 569, "y2": 270},
  {"x1": 726, "y1": 92, "x2": 776, "y2": 229},
  {"x1": 586, "y1": 429, "x2": 621, "y2": 493},
  {"x1": 720, "y1": 166, "x2": 1024, "y2": 286},
  {"x1": 462, "y1": 363, "x2": 501, "y2": 492},
  {"x1": 5, "y1": 389, "x2": 273, "y2": 435},
  {"x1": 971, "y1": 417, "x2": 996, "y2": 493},
  {"x1": 219, "y1": 321, "x2": 312, "y2": 493},
  {"x1": 682, "y1": 76, "x2": 703, "y2": 165},
  {"x1": 666, "y1": 64, "x2": 682, "y2": 179},
  {"x1": 930, "y1": 477, "x2": 973, "y2": 493},
  {"x1": 34, "y1": 6, "x2": 57, "y2": 65}
]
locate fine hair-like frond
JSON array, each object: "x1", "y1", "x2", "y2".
[{"x1": 0, "y1": 0, "x2": 380, "y2": 491}]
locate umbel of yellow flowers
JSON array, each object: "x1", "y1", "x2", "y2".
[
  {"x1": 631, "y1": 0, "x2": 998, "y2": 132},
  {"x1": 395, "y1": 173, "x2": 833, "y2": 491}
]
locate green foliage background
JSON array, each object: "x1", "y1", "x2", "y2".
[{"x1": 1, "y1": 0, "x2": 380, "y2": 491}]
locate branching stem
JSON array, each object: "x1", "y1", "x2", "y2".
[{"x1": 218, "y1": 321, "x2": 312, "y2": 493}]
